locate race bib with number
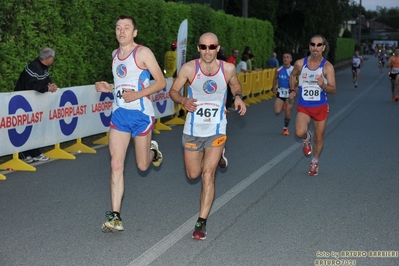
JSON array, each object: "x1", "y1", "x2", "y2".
[
  {"x1": 277, "y1": 87, "x2": 290, "y2": 98},
  {"x1": 194, "y1": 101, "x2": 221, "y2": 124},
  {"x1": 115, "y1": 87, "x2": 136, "y2": 106},
  {"x1": 301, "y1": 85, "x2": 321, "y2": 101},
  {"x1": 392, "y1": 68, "x2": 399, "y2": 74}
]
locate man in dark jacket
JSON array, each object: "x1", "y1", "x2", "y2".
[{"x1": 14, "y1": 47, "x2": 58, "y2": 163}]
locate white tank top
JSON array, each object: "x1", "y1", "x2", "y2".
[
  {"x1": 352, "y1": 56, "x2": 361, "y2": 67},
  {"x1": 112, "y1": 45, "x2": 154, "y2": 116},
  {"x1": 183, "y1": 59, "x2": 228, "y2": 137}
]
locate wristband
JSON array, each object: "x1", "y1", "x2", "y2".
[{"x1": 234, "y1": 94, "x2": 243, "y2": 99}]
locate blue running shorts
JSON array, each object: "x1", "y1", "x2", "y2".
[{"x1": 110, "y1": 108, "x2": 154, "y2": 137}]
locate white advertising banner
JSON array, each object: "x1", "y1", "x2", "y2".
[
  {"x1": 177, "y1": 19, "x2": 188, "y2": 74},
  {"x1": 0, "y1": 79, "x2": 175, "y2": 157}
]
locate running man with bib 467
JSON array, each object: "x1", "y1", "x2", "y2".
[
  {"x1": 289, "y1": 35, "x2": 337, "y2": 176},
  {"x1": 169, "y1": 32, "x2": 246, "y2": 240}
]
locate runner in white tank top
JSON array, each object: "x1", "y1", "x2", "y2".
[
  {"x1": 290, "y1": 34, "x2": 337, "y2": 177},
  {"x1": 94, "y1": 15, "x2": 166, "y2": 233}
]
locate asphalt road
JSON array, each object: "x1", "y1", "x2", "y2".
[{"x1": 1, "y1": 55, "x2": 398, "y2": 266}]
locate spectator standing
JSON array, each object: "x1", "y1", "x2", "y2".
[
  {"x1": 242, "y1": 46, "x2": 251, "y2": 57},
  {"x1": 226, "y1": 49, "x2": 239, "y2": 65},
  {"x1": 225, "y1": 49, "x2": 239, "y2": 109},
  {"x1": 14, "y1": 47, "x2": 58, "y2": 163},
  {"x1": 266, "y1": 52, "x2": 279, "y2": 68},
  {"x1": 217, "y1": 46, "x2": 227, "y2": 61},
  {"x1": 236, "y1": 54, "x2": 250, "y2": 73},
  {"x1": 164, "y1": 41, "x2": 177, "y2": 78}
]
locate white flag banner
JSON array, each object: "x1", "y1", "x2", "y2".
[{"x1": 177, "y1": 19, "x2": 188, "y2": 74}]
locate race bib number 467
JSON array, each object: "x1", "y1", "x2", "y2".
[{"x1": 194, "y1": 101, "x2": 221, "y2": 124}]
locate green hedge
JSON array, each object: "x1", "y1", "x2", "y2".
[
  {"x1": 0, "y1": 0, "x2": 274, "y2": 92},
  {"x1": 335, "y1": 38, "x2": 355, "y2": 62}
]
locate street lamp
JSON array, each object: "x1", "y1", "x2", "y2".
[{"x1": 358, "y1": 0, "x2": 362, "y2": 53}]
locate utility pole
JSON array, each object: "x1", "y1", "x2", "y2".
[
  {"x1": 242, "y1": 0, "x2": 248, "y2": 18},
  {"x1": 358, "y1": 0, "x2": 362, "y2": 53}
]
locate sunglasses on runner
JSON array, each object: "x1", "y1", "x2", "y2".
[
  {"x1": 198, "y1": 44, "x2": 218, "y2": 50},
  {"x1": 309, "y1": 42, "x2": 324, "y2": 47}
]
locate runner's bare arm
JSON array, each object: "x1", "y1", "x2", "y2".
[{"x1": 320, "y1": 62, "x2": 336, "y2": 94}]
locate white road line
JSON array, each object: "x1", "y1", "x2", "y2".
[{"x1": 134, "y1": 67, "x2": 384, "y2": 266}]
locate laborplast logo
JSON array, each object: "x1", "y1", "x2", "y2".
[
  {"x1": 202, "y1": 80, "x2": 217, "y2": 94},
  {"x1": 49, "y1": 90, "x2": 87, "y2": 136},
  {"x1": 116, "y1": 64, "x2": 127, "y2": 78},
  {"x1": 153, "y1": 87, "x2": 169, "y2": 114},
  {"x1": 91, "y1": 93, "x2": 114, "y2": 126},
  {"x1": 4, "y1": 95, "x2": 43, "y2": 147}
]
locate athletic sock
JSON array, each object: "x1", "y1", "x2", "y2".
[
  {"x1": 304, "y1": 131, "x2": 311, "y2": 141},
  {"x1": 151, "y1": 149, "x2": 158, "y2": 161},
  {"x1": 197, "y1": 217, "x2": 207, "y2": 226},
  {"x1": 112, "y1": 211, "x2": 121, "y2": 219},
  {"x1": 311, "y1": 158, "x2": 318, "y2": 163},
  {"x1": 284, "y1": 118, "x2": 290, "y2": 127}
]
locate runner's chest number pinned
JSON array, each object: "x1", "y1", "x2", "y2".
[
  {"x1": 277, "y1": 88, "x2": 289, "y2": 98},
  {"x1": 302, "y1": 85, "x2": 321, "y2": 101},
  {"x1": 194, "y1": 101, "x2": 221, "y2": 124}
]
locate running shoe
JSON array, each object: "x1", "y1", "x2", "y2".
[
  {"x1": 282, "y1": 128, "x2": 289, "y2": 136},
  {"x1": 23, "y1": 156, "x2": 34, "y2": 163},
  {"x1": 150, "y1": 140, "x2": 163, "y2": 167},
  {"x1": 302, "y1": 130, "x2": 312, "y2": 156},
  {"x1": 354, "y1": 82, "x2": 358, "y2": 88},
  {"x1": 218, "y1": 148, "x2": 228, "y2": 168},
  {"x1": 308, "y1": 162, "x2": 319, "y2": 176},
  {"x1": 192, "y1": 222, "x2": 207, "y2": 240},
  {"x1": 282, "y1": 103, "x2": 287, "y2": 110},
  {"x1": 395, "y1": 95, "x2": 399, "y2": 102},
  {"x1": 33, "y1": 154, "x2": 50, "y2": 162},
  {"x1": 101, "y1": 212, "x2": 124, "y2": 233}
]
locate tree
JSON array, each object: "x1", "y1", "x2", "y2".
[
  {"x1": 224, "y1": 0, "x2": 353, "y2": 64},
  {"x1": 374, "y1": 7, "x2": 399, "y2": 29}
]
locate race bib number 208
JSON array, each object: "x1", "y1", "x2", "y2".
[{"x1": 302, "y1": 86, "x2": 321, "y2": 101}]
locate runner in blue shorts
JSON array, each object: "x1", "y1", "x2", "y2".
[{"x1": 95, "y1": 14, "x2": 166, "y2": 233}]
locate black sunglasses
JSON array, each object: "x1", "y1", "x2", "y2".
[
  {"x1": 309, "y1": 42, "x2": 324, "y2": 47},
  {"x1": 198, "y1": 44, "x2": 218, "y2": 50}
]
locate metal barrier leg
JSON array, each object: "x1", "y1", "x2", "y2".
[
  {"x1": 44, "y1": 143, "x2": 75, "y2": 160},
  {"x1": 0, "y1": 153, "x2": 36, "y2": 172},
  {"x1": 154, "y1": 118, "x2": 172, "y2": 131},
  {"x1": 93, "y1": 132, "x2": 109, "y2": 145},
  {"x1": 64, "y1": 138, "x2": 96, "y2": 154}
]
